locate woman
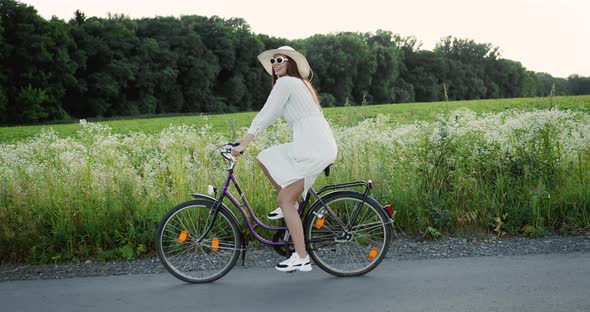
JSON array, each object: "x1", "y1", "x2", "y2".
[{"x1": 231, "y1": 46, "x2": 338, "y2": 272}]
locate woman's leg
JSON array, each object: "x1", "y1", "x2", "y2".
[
  {"x1": 258, "y1": 160, "x2": 281, "y2": 192},
  {"x1": 278, "y1": 179, "x2": 306, "y2": 257}
]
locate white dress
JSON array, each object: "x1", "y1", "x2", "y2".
[{"x1": 247, "y1": 76, "x2": 338, "y2": 196}]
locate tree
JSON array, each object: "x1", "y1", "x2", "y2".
[
  {"x1": 305, "y1": 33, "x2": 375, "y2": 105},
  {"x1": 0, "y1": 1, "x2": 581, "y2": 124},
  {"x1": 535, "y1": 72, "x2": 555, "y2": 96},
  {"x1": 209, "y1": 17, "x2": 264, "y2": 112},
  {"x1": 43, "y1": 17, "x2": 78, "y2": 119},
  {"x1": 135, "y1": 16, "x2": 185, "y2": 114},
  {"x1": 366, "y1": 30, "x2": 402, "y2": 104},
  {"x1": 0, "y1": 0, "x2": 76, "y2": 123},
  {"x1": 0, "y1": 14, "x2": 6, "y2": 122},
  {"x1": 489, "y1": 59, "x2": 527, "y2": 98},
  {"x1": 73, "y1": 9, "x2": 85, "y2": 26},
  {"x1": 0, "y1": 87, "x2": 7, "y2": 123},
  {"x1": 435, "y1": 36, "x2": 500, "y2": 100},
  {"x1": 400, "y1": 50, "x2": 447, "y2": 102},
  {"x1": 17, "y1": 84, "x2": 49, "y2": 122},
  {"x1": 568, "y1": 74, "x2": 590, "y2": 95}
]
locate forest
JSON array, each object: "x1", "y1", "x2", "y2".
[{"x1": 1, "y1": 0, "x2": 589, "y2": 125}]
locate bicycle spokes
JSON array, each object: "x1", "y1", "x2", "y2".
[
  {"x1": 305, "y1": 192, "x2": 391, "y2": 276},
  {"x1": 157, "y1": 201, "x2": 241, "y2": 283}
]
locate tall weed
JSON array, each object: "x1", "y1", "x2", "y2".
[{"x1": 1, "y1": 108, "x2": 588, "y2": 262}]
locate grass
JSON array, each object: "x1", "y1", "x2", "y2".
[
  {"x1": 0, "y1": 95, "x2": 589, "y2": 263},
  {"x1": 1, "y1": 95, "x2": 589, "y2": 143}
]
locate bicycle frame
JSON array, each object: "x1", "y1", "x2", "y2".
[{"x1": 198, "y1": 146, "x2": 375, "y2": 247}]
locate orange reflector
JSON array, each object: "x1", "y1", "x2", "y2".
[
  {"x1": 178, "y1": 230, "x2": 188, "y2": 244},
  {"x1": 211, "y1": 237, "x2": 219, "y2": 252},
  {"x1": 368, "y1": 247, "x2": 379, "y2": 261},
  {"x1": 315, "y1": 217, "x2": 325, "y2": 229},
  {"x1": 368, "y1": 180, "x2": 374, "y2": 189}
]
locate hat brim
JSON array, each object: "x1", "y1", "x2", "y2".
[{"x1": 257, "y1": 48, "x2": 310, "y2": 79}]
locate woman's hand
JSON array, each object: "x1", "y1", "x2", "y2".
[
  {"x1": 231, "y1": 134, "x2": 255, "y2": 157},
  {"x1": 231, "y1": 143, "x2": 246, "y2": 157}
]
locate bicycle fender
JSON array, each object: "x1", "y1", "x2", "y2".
[
  {"x1": 304, "y1": 190, "x2": 390, "y2": 225},
  {"x1": 190, "y1": 193, "x2": 217, "y2": 202}
]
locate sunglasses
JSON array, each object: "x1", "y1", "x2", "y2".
[{"x1": 270, "y1": 56, "x2": 289, "y2": 64}]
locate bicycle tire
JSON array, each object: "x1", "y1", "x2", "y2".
[
  {"x1": 156, "y1": 199, "x2": 241, "y2": 283},
  {"x1": 303, "y1": 191, "x2": 391, "y2": 277}
]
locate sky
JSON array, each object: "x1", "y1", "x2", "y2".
[{"x1": 21, "y1": 0, "x2": 590, "y2": 78}]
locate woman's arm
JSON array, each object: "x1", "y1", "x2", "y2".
[
  {"x1": 246, "y1": 78, "x2": 291, "y2": 136},
  {"x1": 232, "y1": 78, "x2": 292, "y2": 156}
]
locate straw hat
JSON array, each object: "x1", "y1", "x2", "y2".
[{"x1": 257, "y1": 46, "x2": 311, "y2": 79}]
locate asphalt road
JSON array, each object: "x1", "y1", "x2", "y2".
[{"x1": 1, "y1": 252, "x2": 589, "y2": 312}]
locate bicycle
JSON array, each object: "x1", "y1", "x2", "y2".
[{"x1": 156, "y1": 143, "x2": 394, "y2": 283}]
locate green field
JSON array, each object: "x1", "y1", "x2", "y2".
[
  {"x1": 2, "y1": 95, "x2": 589, "y2": 143},
  {"x1": 1, "y1": 95, "x2": 589, "y2": 263}
]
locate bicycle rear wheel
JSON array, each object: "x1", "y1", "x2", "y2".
[
  {"x1": 156, "y1": 200, "x2": 241, "y2": 283},
  {"x1": 304, "y1": 191, "x2": 391, "y2": 277}
]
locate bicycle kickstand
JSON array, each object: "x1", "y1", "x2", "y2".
[{"x1": 241, "y1": 233, "x2": 247, "y2": 266}]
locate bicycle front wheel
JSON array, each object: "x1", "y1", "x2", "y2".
[
  {"x1": 304, "y1": 191, "x2": 391, "y2": 277},
  {"x1": 156, "y1": 200, "x2": 241, "y2": 283}
]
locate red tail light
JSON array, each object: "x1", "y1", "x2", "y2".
[
  {"x1": 368, "y1": 180, "x2": 374, "y2": 189},
  {"x1": 385, "y1": 205, "x2": 393, "y2": 218}
]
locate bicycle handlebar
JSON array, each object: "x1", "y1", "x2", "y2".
[{"x1": 221, "y1": 142, "x2": 242, "y2": 162}]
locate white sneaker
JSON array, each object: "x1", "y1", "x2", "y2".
[
  {"x1": 275, "y1": 252, "x2": 312, "y2": 272},
  {"x1": 267, "y1": 202, "x2": 298, "y2": 220},
  {"x1": 267, "y1": 207, "x2": 283, "y2": 220}
]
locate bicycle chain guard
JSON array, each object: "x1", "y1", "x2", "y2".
[{"x1": 271, "y1": 228, "x2": 293, "y2": 257}]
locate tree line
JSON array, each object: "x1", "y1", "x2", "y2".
[{"x1": 1, "y1": 0, "x2": 589, "y2": 125}]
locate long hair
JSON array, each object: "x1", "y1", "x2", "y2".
[{"x1": 272, "y1": 57, "x2": 321, "y2": 108}]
